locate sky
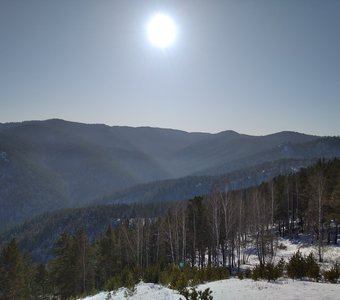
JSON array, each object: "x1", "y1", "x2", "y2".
[{"x1": 0, "y1": 0, "x2": 339, "y2": 136}]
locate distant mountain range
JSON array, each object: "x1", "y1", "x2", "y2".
[{"x1": 1, "y1": 119, "x2": 340, "y2": 229}]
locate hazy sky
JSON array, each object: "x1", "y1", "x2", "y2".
[{"x1": 1, "y1": 0, "x2": 339, "y2": 136}]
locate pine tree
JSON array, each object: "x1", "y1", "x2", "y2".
[
  {"x1": 49, "y1": 232, "x2": 75, "y2": 299},
  {"x1": 286, "y1": 251, "x2": 306, "y2": 279},
  {"x1": 329, "y1": 181, "x2": 340, "y2": 222},
  {"x1": 95, "y1": 224, "x2": 119, "y2": 288},
  {"x1": 50, "y1": 229, "x2": 95, "y2": 299},
  {"x1": 305, "y1": 253, "x2": 320, "y2": 281},
  {"x1": 0, "y1": 239, "x2": 30, "y2": 300},
  {"x1": 73, "y1": 227, "x2": 95, "y2": 295},
  {"x1": 323, "y1": 263, "x2": 340, "y2": 283},
  {"x1": 31, "y1": 264, "x2": 50, "y2": 300}
]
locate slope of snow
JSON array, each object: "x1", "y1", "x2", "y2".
[
  {"x1": 244, "y1": 237, "x2": 340, "y2": 269},
  {"x1": 198, "y1": 279, "x2": 340, "y2": 300},
  {"x1": 80, "y1": 283, "x2": 180, "y2": 300},
  {"x1": 80, "y1": 279, "x2": 340, "y2": 300},
  {"x1": 276, "y1": 237, "x2": 340, "y2": 263}
]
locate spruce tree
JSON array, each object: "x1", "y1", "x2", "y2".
[
  {"x1": 286, "y1": 251, "x2": 306, "y2": 279},
  {"x1": 49, "y1": 232, "x2": 74, "y2": 299},
  {"x1": 305, "y1": 253, "x2": 320, "y2": 281},
  {"x1": 0, "y1": 239, "x2": 30, "y2": 300},
  {"x1": 31, "y1": 264, "x2": 50, "y2": 300},
  {"x1": 95, "y1": 224, "x2": 118, "y2": 288},
  {"x1": 73, "y1": 227, "x2": 95, "y2": 295}
]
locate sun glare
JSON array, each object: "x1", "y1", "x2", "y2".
[{"x1": 147, "y1": 13, "x2": 177, "y2": 48}]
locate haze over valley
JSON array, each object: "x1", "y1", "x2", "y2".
[{"x1": 1, "y1": 119, "x2": 340, "y2": 229}]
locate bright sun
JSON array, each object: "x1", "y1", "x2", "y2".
[{"x1": 147, "y1": 13, "x2": 177, "y2": 48}]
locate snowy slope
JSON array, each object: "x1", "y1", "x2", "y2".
[
  {"x1": 199, "y1": 279, "x2": 340, "y2": 300},
  {"x1": 80, "y1": 279, "x2": 340, "y2": 300},
  {"x1": 243, "y1": 237, "x2": 340, "y2": 271},
  {"x1": 80, "y1": 283, "x2": 179, "y2": 300}
]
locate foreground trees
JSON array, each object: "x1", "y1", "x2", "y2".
[
  {"x1": 50, "y1": 229, "x2": 95, "y2": 299},
  {"x1": 0, "y1": 239, "x2": 30, "y2": 300}
]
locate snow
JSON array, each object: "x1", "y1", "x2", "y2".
[
  {"x1": 198, "y1": 279, "x2": 340, "y2": 300},
  {"x1": 243, "y1": 236, "x2": 340, "y2": 270},
  {"x1": 80, "y1": 279, "x2": 340, "y2": 300},
  {"x1": 274, "y1": 237, "x2": 340, "y2": 267},
  {"x1": 80, "y1": 283, "x2": 180, "y2": 300}
]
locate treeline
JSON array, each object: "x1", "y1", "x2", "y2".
[
  {"x1": 1, "y1": 159, "x2": 340, "y2": 299},
  {"x1": 0, "y1": 228, "x2": 229, "y2": 299},
  {"x1": 236, "y1": 251, "x2": 339, "y2": 283},
  {"x1": 0, "y1": 202, "x2": 174, "y2": 263}
]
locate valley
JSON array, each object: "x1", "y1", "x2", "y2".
[{"x1": 1, "y1": 119, "x2": 340, "y2": 229}]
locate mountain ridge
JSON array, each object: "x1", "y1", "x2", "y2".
[
  {"x1": 0, "y1": 119, "x2": 339, "y2": 229},
  {"x1": 1, "y1": 118, "x2": 330, "y2": 137}
]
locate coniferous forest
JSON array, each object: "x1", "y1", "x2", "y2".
[{"x1": 1, "y1": 159, "x2": 340, "y2": 299}]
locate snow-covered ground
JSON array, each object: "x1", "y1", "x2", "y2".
[
  {"x1": 80, "y1": 279, "x2": 340, "y2": 300},
  {"x1": 80, "y1": 238, "x2": 340, "y2": 300},
  {"x1": 276, "y1": 236, "x2": 340, "y2": 264},
  {"x1": 243, "y1": 236, "x2": 340, "y2": 270},
  {"x1": 198, "y1": 279, "x2": 340, "y2": 300},
  {"x1": 80, "y1": 283, "x2": 178, "y2": 300}
]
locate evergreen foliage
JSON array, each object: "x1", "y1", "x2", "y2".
[
  {"x1": 286, "y1": 251, "x2": 320, "y2": 281},
  {"x1": 251, "y1": 260, "x2": 283, "y2": 282},
  {"x1": 49, "y1": 229, "x2": 95, "y2": 299},
  {"x1": 305, "y1": 253, "x2": 320, "y2": 281},
  {"x1": 95, "y1": 224, "x2": 118, "y2": 287},
  {"x1": 143, "y1": 264, "x2": 162, "y2": 283},
  {"x1": 323, "y1": 263, "x2": 340, "y2": 283},
  {"x1": 103, "y1": 267, "x2": 138, "y2": 293},
  {"x1": 0, "y1": 239, "x2": 30, "y2": 300},
  {"x1": 31, "y1": 264, "x2": 51, "y2": 300},
  {"x1": 180, "y1": 287, "x2": 213, "y2": 300},
  {"x1": 286, "y1": 251, "x2": 306, "y2": 279}
]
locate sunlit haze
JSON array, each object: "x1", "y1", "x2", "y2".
[{"x1": 0, "y1": 0, "x2": 339, "y2": 136}]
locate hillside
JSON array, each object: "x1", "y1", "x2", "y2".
[
  {"x1": 1, "y1": 158, "x2": 340, "y2": 265},
  {"x1": 0, "y1": 202, "x2": 171, "y2": 263},
  {"x1": 170, "y1": 130, "x2": 319, "y2": 176},
  {"x1": 98, "y1": 158, "x2": 316, "y2": 205},
  {"x1": 0, "y1": 159, "x2": 339, "y2": 299},
  {"x1": 0, "y1": 158, "x2": 314, "y2": 262},
  {"x1": 1, "y1": 119, "x2": 340, "y2": 228}
]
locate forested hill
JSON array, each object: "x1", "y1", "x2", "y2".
[
  {"x1": 0, "y1": 202, "x2": 173, "y2": 263},
  {"x1": 98, "y1": 158, "x2": 316, "y2": 205},
  {"x1": 1, "y1": 119, "x2": 340, "y2": 229},
  {"x1": 1, "y1": 158, "x2": 340, "y2": 265}
]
